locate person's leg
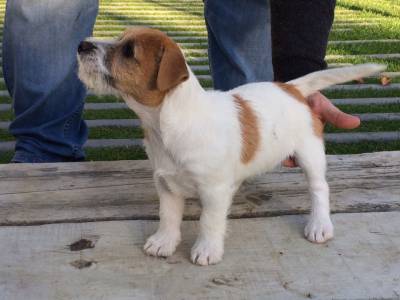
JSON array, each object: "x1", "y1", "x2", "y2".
[
  {"x1": 3, "y1": 0, "x2": 99, "y2": 163},
  {"x1": 204, "y1": 0, "x2": 273, "y2": 91},
  {"x1": 271, "y1": 0, "x2": 336, "y2": 82}
]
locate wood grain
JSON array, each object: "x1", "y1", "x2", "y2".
[
  {"x1": 0, "y1": 212, "x2": 399, "y2": 299},
  {"x1": 0, "y1": 151, "x2": 399, "y2": 225}
]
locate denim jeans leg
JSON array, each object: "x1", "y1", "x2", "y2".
[
  {"x1": 204, "y1": 0, "x2": 274, "y2": 91},
  {"x1": 3, "y1": 0, "x2": 99, "y2": 163}
]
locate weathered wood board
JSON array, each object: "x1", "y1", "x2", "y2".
[
  {"x1": 0, "y1": 151, "x2": 399, "y2": 225},
  {"x1": 0, "y1": 212, "x2": 399, "y2": 300},
  {"x1": 0, "y1": 151, "x2": 399, "y2": 299}
]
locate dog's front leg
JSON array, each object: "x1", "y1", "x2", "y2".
[
  {"x1": 191, "y1": 183, "x2": 234, "y2": 266},
  {"x1": 144, "y1": 175, "x2": 184, "y2": 257}
]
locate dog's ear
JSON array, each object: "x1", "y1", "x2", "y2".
[{"x1": 157, "y1": 44, "x2": 189, "y2": 92}]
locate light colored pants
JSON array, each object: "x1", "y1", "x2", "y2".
[{"x1": 3, "y1": 0, "x2": 98, "y2": 162}]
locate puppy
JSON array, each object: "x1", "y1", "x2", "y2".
[{"x1": 77, "y1": 27, "x2": 385, "y2": 266}]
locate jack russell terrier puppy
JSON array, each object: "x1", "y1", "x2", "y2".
[{"x1": 77, "y1": 27, "x2": 385, "y2": 266}]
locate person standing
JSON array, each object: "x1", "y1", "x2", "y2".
[{"x1": 3, "y1": 0, "x2": 99, "y2": 163}]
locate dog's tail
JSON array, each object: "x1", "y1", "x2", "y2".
[{"x1": 287, "y1": 63, "x2": 386, "y2": 97}]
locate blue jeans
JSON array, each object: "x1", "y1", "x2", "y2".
[
  {"x1": 204, "y1": 0, "x2": 274, "y2": 91},
  {"x1": 3, "y1": 0, "x2": 98, "y2": 163}
]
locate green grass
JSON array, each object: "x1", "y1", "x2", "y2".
[
  {"x1": 336, "y1": 103, "x2": 400, "y2": 113},
  {"x1": 95, "y1": 17, "x2": 205, "y2": 25},
  {"x1": 0, "y1": 109, "x2": 137, "y2": 121},
  {"x1": 331, "y1": 77, "x2": 400, "y2": 85},
  {"x1": 193, "y1": 69, "x2": 210, "y2": 75},
  {"x1": 199, "y1": 78, "x2": 212, "y2": 87},
  {"x1": 336, "y1": 0, "x2": 400, "y2": 18},
  {"x1": 96, "y1": 15, "x2": 205, "y2": 21},
  {"x1": 325, "y1": 120, "x2": 400, "y2": 133},
  {"x1": 329, "y1": 24, "x2": 400, "y2": 41},
  {"x1": 0, "y1": 111, "x2": 12, "y2": 121},
  {"x1": 0, "y1": 128, "x2": 12, "y2": 141},
  {"x1": 186, "y1": 59, "x2": 208, "y2": 66},
  {"x1": 0, "y1": 95, "x2": 123, "y2": 104},
  {"x1": 323, "y1": 88, "x2": 400, "y2": 99},
  {"x1": 89, "y1": 126, "x2": 143, "y2": 139},
  {"x1": 326, "y1": 57, "x2": 400, "y2": 72},
  {"x1": 0, "y1": 96, "x2": 12, "y2": 104},
  {"x1": 326, "y1": 140, "x2": 400, "y2": 154},
  {"x1": 0, "y1": 151, "x2": 13, "y2": 164},
  {"x1": 184, "y1": 50, "x2": 208, "y2": 57},
  {"x1": 0, "y1": 129, "x2": 14, "y2": 142},
  {"x1": 324, "y1": 16, "x2": 400, "y2": 155},
  {"x1": 94, "y1": 26, "x2": 207, "y2": 32},
  {"x1": 83, "y1": 109, "x2": 137, "y2": 119},
  {"x1": 95, "y1": 31, "x2": 207, "y2": 38},
  {"x1": 85, "y1": 146, "x2": 147, "y2": 161},
  {"x1": 327, "y1": 42, "x2": 400, "y2": 55},
  {"x1": 332, "y1": 2, "x2": 400, "y2": 41},
  {"x1": 351, "y1": 77, "x2": 400, "y2": 84},
  {"x1": 0, "y1": 126, "x2": 144, "y2": 141},
  {"x1": 85, "y1": 95, "x2": 123, "y2": 103}
]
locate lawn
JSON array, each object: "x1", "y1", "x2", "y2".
[{"x1": 0, "y1": 0, "x2": 399, "y2": 163}]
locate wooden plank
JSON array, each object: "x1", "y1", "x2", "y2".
[
  {"x1": 0, "y1": 152, "x2": 399, "y2": 225},
  {"x1": 0, "y1": 212, "x2": 399, "y2": 299}
]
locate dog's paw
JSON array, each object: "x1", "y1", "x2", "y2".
[
  {"x1": 191, "y1": 238, "x2": 224, "y2": 266},
  {"x1": 304, "y1": 215, "x2": 334, "y2": 243},
  {"x1": 144, "y1": 231, "x2": 180, "y2": 257}
]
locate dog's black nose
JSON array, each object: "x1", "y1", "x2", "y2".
[{"x1": 78, "y1": 41, "x2": 96, "y2": 54}]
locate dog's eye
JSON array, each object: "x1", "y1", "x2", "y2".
[{"x1": 122, "y1": 43, "x2": 134, "y2": 58}]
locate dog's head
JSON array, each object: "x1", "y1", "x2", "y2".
[{"x1": 77, "y1": 27, "x2": 189, "y2": 107}]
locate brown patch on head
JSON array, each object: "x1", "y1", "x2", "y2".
[
  {"x1": 107, "y1": 27, "x2": 189, "y2": 107},
  {"x1": 275, "y1": 83, "x2": 324, "y2": 138},
  {"x1": 233, "y1": 94, "x2": 260, "y2": 164}
]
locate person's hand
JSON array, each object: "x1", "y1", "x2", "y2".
[{"x1": 283, "y1": 91, "x2": 360, "y2": 167}]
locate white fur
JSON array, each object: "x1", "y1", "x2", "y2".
[
  {"x1": 145, "y1": 69, "x2": 333, "y2": 265},
  {"x1": 288, "y1": 63, "x2": 385, "y2": 97},
  {"x1": 78, "y1": 45, "x2": 384, "y2": 265}
]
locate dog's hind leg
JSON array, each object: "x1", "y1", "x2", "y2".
[{"x1": 295, "y1": 136, "x2": 334, "y2": 243}]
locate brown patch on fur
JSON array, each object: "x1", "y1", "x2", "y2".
[
  {"x1": 275, "y1": 82, "x2": 324, "y2": 138},
  {"x1": 233, "y1": 94, "x2": 260, "y2": 164},
  {"x1": 108, "y1": 27, "x2": 189, "y2": 107}
]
